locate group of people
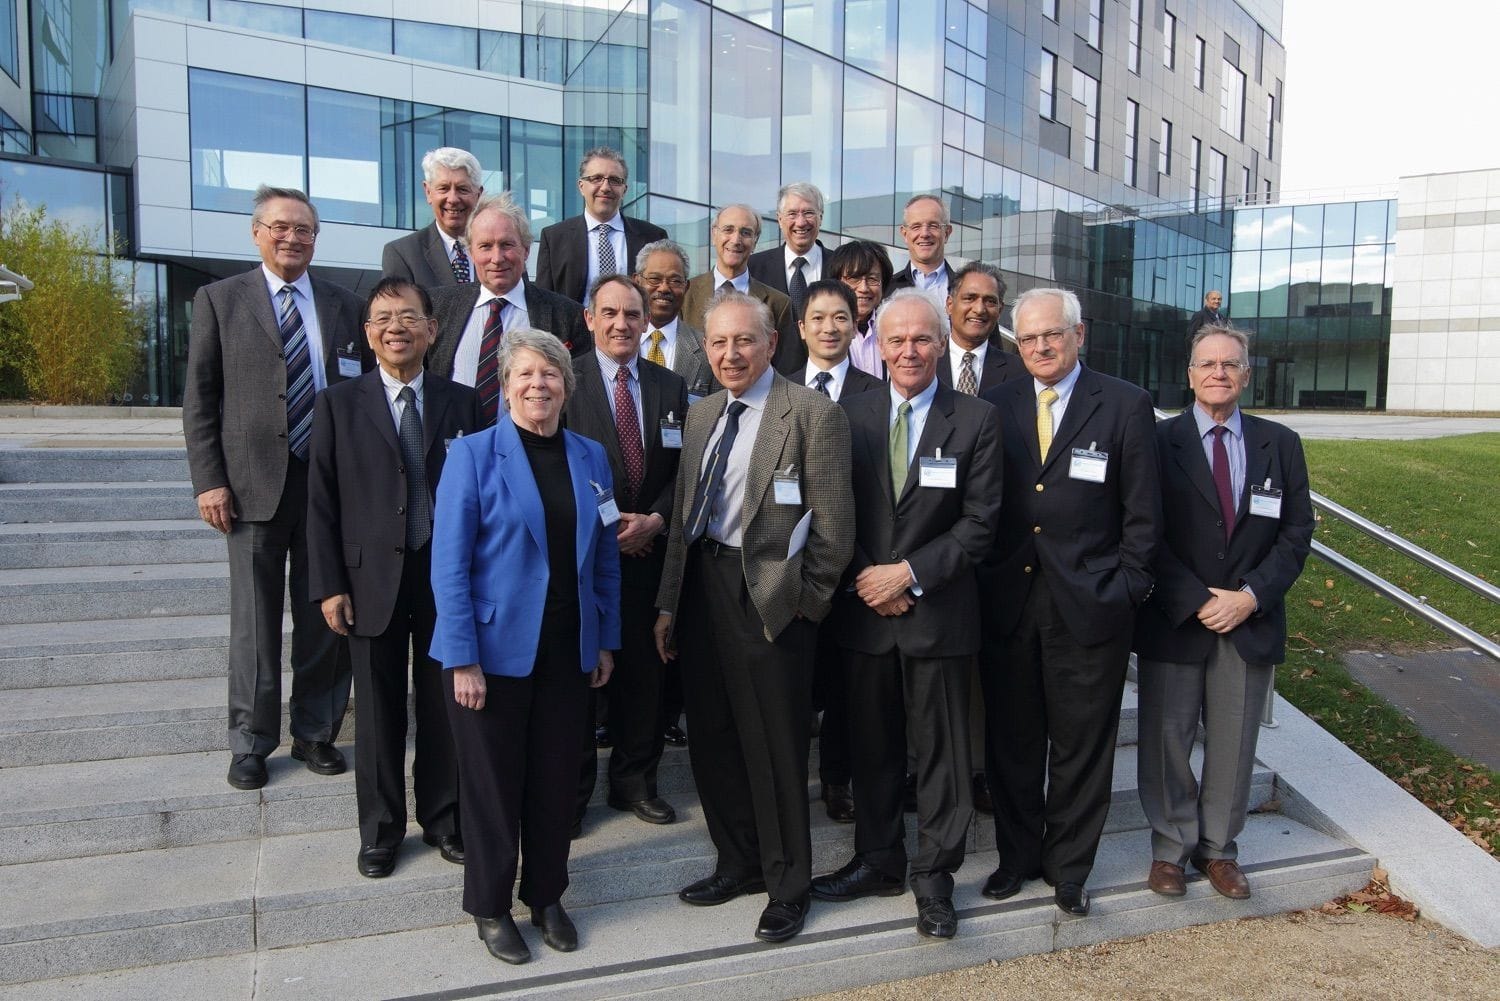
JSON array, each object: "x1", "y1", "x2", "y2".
[{"x1": 181, "y1": 144, "x2": 1314, "y2": 966}]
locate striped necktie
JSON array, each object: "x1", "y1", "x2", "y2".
[
  {"x1": 475, "y1": 299, "x2": 506, "y2": 428},
  {"x1": 278, "y1": 285, "x2": 315, "y2": 461}
]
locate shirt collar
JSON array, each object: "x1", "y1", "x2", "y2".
[
  {"x1": 584, "y1": 209, "x2": 623, "y2": 233},
  {"x1": 805, "y1": 356, "x2": 850, "y2": 383},
  {"x1": 730, "y1": 363, "x2": 776, "y2": 410},
  {"x1": 476, "y1": 281, "x2": 528, "y2": 315},
  {"x1": 1192, "y1": 401, "x2": 1242, "y2": 440},
  {"x1": 262, "y1": 265, "x2": 313, "y2": 301},
  {"x1": 596, "y1": 348, "x2": 639, "y2": 384},
  {"x1": 1035, "y1": 361, "x2": 1083, "y2": 405},
  {"x1": 784, "y1": 243, "x2": 821, "y2": 271},
  {"x1": 889, "y1": 376, "x2": 938, "y2": 420},
  {"x1": 436, "y1": 228, "x2": 463, "y2": 257},
  {"x1": 712, "y1": 267, "x2": 750, "y2": 293},
  {"x1": 379, "y1": 366, "x2": 424, "y2": 400},
  {"x1": 950, "y1": 336, "x2": 988, "y2": 367}
]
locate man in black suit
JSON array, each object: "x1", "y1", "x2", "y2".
[
  {"x1": 184, "y1": 185, "x2": 372, "y2": 792},
  {"x1": 976, "y1": 287, "x2": 1161, "y2": 917},
  {"x1": 747, "y1": 182, "x2": 829, "y2": 323},
  {"x1": 535, "y1": 146, "x2": 667, "y2": 305},
  {"x1": 633, "y1": 239, "x2": 715, "y2": 402},
  {"x1": 811, "y1": 289, "x2": 1002, "y2": 940},
  {"x1": 381, "y1": 147, "x2": 484, "y2": 289},
  {"x1": 1134, "y1": 325, "x2": 1313, "y2": 901},
  {"x1": 307, "y1": 278, "x2": 479, "y2": 878},
  {"x1": 427, "y1": 193, "x2": 590, "y2": 428},
  {"x1": 1187, "y1": 290, "x2": 1227, "y2": 339},
  {"x1": 567, "y1": 275, "x2": 689, "y2": 830},
  {"x1": 885, "y1": 194, "x2": 957, "y2": 298},
  {"x1": 939, "y1": 262, "x2": 1022, "y2": 395}
]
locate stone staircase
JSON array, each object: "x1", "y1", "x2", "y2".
[{"x1": 0, "y1": 448, "x2": 1374, "y2": 1000}]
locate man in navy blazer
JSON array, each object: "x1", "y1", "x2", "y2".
[
  {"x1": 976, "y1": 287, "x2": 1161, "y2": 918},
  {"x1": 1133, "y1": 325, "x2": 1313, "y2": 901}
]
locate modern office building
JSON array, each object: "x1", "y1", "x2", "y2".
[{"x1": 0, "y1": 0, "x2": 1299, "y2": 408}]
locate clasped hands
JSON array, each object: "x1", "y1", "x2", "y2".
[
  {"x1": 1196, "y1": 586, "x2": 1255, "y2": 634},
  {"x1": 856, "y1": 563, "x2": 915, "y2": 617}
]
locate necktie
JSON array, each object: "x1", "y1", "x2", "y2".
[
  {"x1": 890, "y1": 400, "x2": 911, "y2": 497},
  {"x1": 397, "y1": 386, "x2": 431, "y2": 551},
  {"x1": 613, "y1": 366, "x2": 645, "y2": 499},
  {"x1": 450, "y1": 242, "x2": 470, "y2": 283},
  {"x1": 1036, "y1": 386, "x2": 1059, "y2": 461},
  {"x1": 475, "y1": 299, "x2": 505, "y2": 428},
  {"x1": 1211, "y1": 425, "x2": 1236, "y2": 540},
  {"x1": 813, "y1": 371, "x2": 832, "y2": 397},
  {"x1": 596, "y1": 223, "x2": 617, "y2": 277},
  {"x1": 719, "y1": 279, "x2": 735, "y2": 294},
  {"x1": 685, "y1": 400, "x2": 747, "y2": 544},
  {"x1": 647, "y1": 329, "x2": 666, "y2": 366},
  {"x1": 789, "y1": 256, "x2": 808, "y2": 317},
  {"x1": 957, "y1": 351, "x2": 978, "y2": 396},
  {"x1": 278, "y1": 285, "x2": 315, "y2": 462}
]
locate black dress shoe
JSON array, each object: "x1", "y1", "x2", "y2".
[
  {"x1": 915, "y1": 896, "x2": 958, "y2": 939},
  {"x1": 357, "y1": 845, "x2": 396, "y2": 878},
  {"x1": 754, "y1": 894, "x2": 809, "y2": 943},
  {"x1": 981, "y1": 868, "x2": 1038, "y2": 901},
  {"x1": 662, "y1": 724, "x2": 688, "y2": 747},
  {"x1": 476, "y1": 914, "x2": 530, "y2": 964},
  {"x1": 423, "y1": 832, "x2": 465, "y2": 864},
  {"x1": 594, "y1": 724, "x2": 612, "y2": 748},
  {"x1": 1054, "y1": 881, "x2": 1090, "y2": 916},
  {"x1": 607, "y1": 795, "x2": 676, "y2": 824},
  {"x1": 227, "y1": 753, "x2": 267, "y2": 790},
  {"x1": 810, "y1": 858, "x2": 904, "y2": 901},
  {"x1": 678, "y1": 872, "x2": 766, "y2": 906},
  {"x1": 972, "y1": 774, "x2": 993, "y2": 815},
  {"x1": 291, "y1": 739, "x2": 346, "y2": 775},
  {"x1": 821, "y1": 783, "x2": 855, "y2": 824},
  {"x1": 902, "y1": 773, "x2": 917, "y2": 812},
  {"x1": 530, "y1": 902, "x2": 578, "y2": 952}
]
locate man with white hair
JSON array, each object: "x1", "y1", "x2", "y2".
[
  {"x1": 749, "y1": 182, "x2": 830, "y2": 321},
  {"x1": 382, "y1": 147, "x2": 485, "y2": 289}
]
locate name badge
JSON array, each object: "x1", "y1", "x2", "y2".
[
  {"x1": 918, "y1": 448, "x2": 958, "y2": 489},
  {"x1": 773, "y1": 465, "x2": 802, "y2": 505},
  {"x1": 1069, "y1": 442, "x2": 1108, "y2": 483},
  {"x1": 660, "y1": 411, "x2": 683, "y2": 449},
  {"x1": 1250, "y1": 479, "x2": 1283, "y2": 519},
  {"x1": 590, "y1": 480, "x2": 620, "y2": 526},
  {"x1": 444, "y1": 429, "x2": 463, "y2": 454},
  {"x1": 337, "y1": 355, "x2": 362, "y2": 378}
]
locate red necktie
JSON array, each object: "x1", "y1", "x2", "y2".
[
  {"x1": 475, "y1": 299, "x2": 504, "y2": 428},
  {"x1": 1211, "y1": 425, "x2": 1235, "y2": 540},
  {"x1": 613, "y1": 366, "x2": 645, "y2": 499}
]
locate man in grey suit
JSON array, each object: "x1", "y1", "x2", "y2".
[
  {"x1": 183, "y1": 185, "x2": 373, "y2": 791},
  {"x1": 633, "y1": 239, "x2": 715, "y2": 401},
  {"x1": 679, "y1": 205, "x2": 800, "y2": 374},
  {"x1": 426, "y1": 193, "x2": 590, "y2": 427},
  {"x1": 653, "y1": 291, "x2": 854, "y2": 945},
  {"x1": 381, "y1": 148, "x2": 484, "y2": 289}
]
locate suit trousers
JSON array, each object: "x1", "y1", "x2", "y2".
[
  {"x1": 226, "y1": 456, "x2": 349, "y2": 756},
  {"x1": 443, "y1": 630, "x2": 587, "y2": 917},
  {"x1": 348, "y1": 544, "x2": 458, "y2": 849},
  {"x1": 980, "y1": 568, "x2": 1131, "y2": 885},
  {"x1": 843, "y1": 648, "x2": 974, "y2": 897},
  {"x1": 812, "y1": 622, "x2": 851, "y2": 786},
  {"x1": 678, "y1": 543, "x2": 816, "y2": 901},
  {"x1": 1137, "y1": 637, "x2": 1271, "y2": 867}
]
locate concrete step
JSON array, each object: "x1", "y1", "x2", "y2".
[
  {"x1": 0, "y1": 614, "x2": 264, "y2": 689},
  {"x1": 0, "y1": 520, "x2": 222, "y2": 568},
  {"x1": 0, "y1": 448, "x2": 189, "y2": 484},
  {"x1": 0, "y1": 812, "x2": 1369, "y2": 992},
  {"x1": 0, "y1": 562, "x2": 230, "y2": 624},
  {"x1": 0, "y1": 482, "x2": 198, "y2": 523}
]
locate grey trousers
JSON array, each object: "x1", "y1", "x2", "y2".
[{"x1": 1137, "y1": 636, "x2": 1271, "y2": 867}]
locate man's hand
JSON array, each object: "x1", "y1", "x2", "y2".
[
  {"x1": 855, "y1": 563, "x2": 913, "y2": 608},
  {"x1": 873, "y1": 593, "x2": 915, "y2": 617},
  {"x1": 590, "y1": 649, "x2": 615, "y2": 688},
  {"x1": 616, "y1": 512, "x2": 664, "y2": 557},
  {"x1": 451, "y1": 665, "x2": 486, "y2": 710},
  {"x1": 321, "y1": 594, "x2": 354, "y2": 636},
  {"x1": 653, "y1": 613, "x2": 677, "y2": 663},
  {"x1": 1196, "y1": 587, "x2": 1256, "y2": 634},
  {"x1": 196, "y1": 486, "x2": 235, "y2": 534}
]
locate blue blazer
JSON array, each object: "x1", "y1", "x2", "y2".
[{"x1": 429, "y1": 417, "x2": 622, "y2": 677}]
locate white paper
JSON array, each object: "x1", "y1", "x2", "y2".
[{"x1": 786, "y1": 509, "x2": 813, "y2": 559}]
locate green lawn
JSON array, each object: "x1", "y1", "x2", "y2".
[{"x1": 1271, "y1": 432, "x2": 1500, "y2": 856}]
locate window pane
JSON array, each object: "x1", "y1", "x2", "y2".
[
  {"x1": 709, "y1": 13, "x2": 780, "y2": 210},
  {"x1": 898, "y1": 3, "x2": 943, "y2": 96},
  {"x1": 0, "y1": 0, "x2": 17, "y2": 82},
  {"x1": 443, "y1": 110, "x2": 505, "y2": 194},
  {"x1": 189, "y1": 69, "x2": 303, "y2": 213},
  {"x1": 395, "y1": 20, "x2": 476, "y2": 69},
  {"x1": 1162, "y1": 10, "x2": 1176, "y2": 68},
  {"x1": 715, "y1": 0, "x2": 778, "y2": 31},
  {"x1": 304, "y1": 10, "x2": 390, "y2": 53},
  {"x1": 1039, "y1": 49, "x2": 1056, "y2": 120},
  {"x1": 1218, "y1": 59, "x2": 1245, "y2": 139},
  {"x1": 1354, "y1": 200, "x2": 1388, "y2": 245},
  {"x1": 480, "y1": 30, "x2": 522, "y2": 76},
  {"x1": 896, "y1": 89, "x2": 942, "y2": 209},
  {"x1": 1233, "y1": 208, "x2": 1262, "y2": 250},
  {"x1": 845, "y1": 0, "x2": 896, "y2": 81},
  {"x1": 307, "y1": 88, "x2": 381, "y2": 225},
  {"x1": 211, "y1": 0, "x2": 301, "y2": 36},
  {"x1": 841, "y1": 67, "x2": 896, "y2": 243},
  {"x1": 1322, "y1": 202, "x2": 1356, "y2": 246},
  {"x1": 1292, "y1": 204, "x2": 1323, "y2": 249},
  {"x1": 650, "y1": 0, "x2": 709, "y2": 204},
  {"x1": 782, "y1": 0, "x2": 841, "y2": 57},
  {"x1": 782, "y1": 42, "x2": 842, "y2": 232},
  {"x1": 509, "y1": 119, "x2": 562, "y2": 229}
]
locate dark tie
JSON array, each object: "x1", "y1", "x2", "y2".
[
  {"x1": 789, "y1": 256, "x2": 808, "y2": 316},
  {"x1": 685, "y1": 400, "x2": 747, "y2": 544},
  {"x1": 596, "y1": 223, "x2": 617, "y2": 277},
  {"x1": 957, "y1": 351, "x2": 978, "y2": 395},
  {"x1": 613, "y1": 366, "x2": 645, "y2": 499},
  {"x1": 813, "y1": 371, "x2": 832, "y2": 397},
  {"x1": 450, "y1": 242, "x2": 470, "y2": 283},
  {"x1": 1211, "y1": 425, "x2": 1236, "y2": 540},
  {"x1": 719, "y1": 279, "x2": 735, "y2": 294},
  {"x1": 475, "y1": 299, "x2": 505, "y2": 428},
  {"x1": 397, "y1": 386, "x2": 431, "y2": 551},
  {"x1": 278, "y1": 285, "x2": 314, "y2": 461}
]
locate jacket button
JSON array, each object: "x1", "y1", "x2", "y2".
[
  {"x1": 1216, "y1": 519, "x2": 1224, "y2": 527},
  {"x1": 1216, "y1": 552, "x2": 1225, "y2": 560},
  {"x1": 396, "y1": 506, "x2": 405, "y2": 515},
  {"x1": 889, "y1": 551, "x2": 899, "y2": 561},
  {"x1": 1034, "y1": 483, "x2": 1044, "y2": 492},
  {"x1": 1024, "y1": 565, "x2": 1033, "y2": 574},
  {"x1": 277, "y1": 393, "x2": 285, "y2": 400},
  {"x1": 397, "y1": 466, "x2": 405, "y2": 474},
  {"x1": 1033, "y1": 525, "x2": 1041, "y2": 534},
  {"x1": 395, "y1": 546, "x2": 404, "y2": 554}
]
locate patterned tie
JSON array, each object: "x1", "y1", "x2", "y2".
[
  {"x1": 647, "y1": 329, "x2": 666, "y2": 366},
  {"x1": 450, "y1": 242, "x2": 470, "y2": 283},
  {"x1": 1211, "y1": 425, "x2": 1236, "y2": 540},
  {"x1": 789, "y1": 256, "x2": 808, "y2": 317},
  {"x1": 278, "y1": 285, "x2": 315, "y2": 461},
  {"x1": 475, "y1": 299, "x2": 505, "y2": 428},
  {"x1": 813, "y1": 371, "x2": 832, "y2": 397},
  {"x1": 957, "y1": 351, "x2": 979, "y2": 395},
  {"x1": 596, "y1": 223, "x2": 617, "y2": 277},
  {"x1": 1036, "y1": 386, "x2": 1059, "y2": 461},
  {"x1": 397, "y1": 386, "x2": 431, "y2": 551},
  {"x1": 613, "y1": 366, "x2": 645, "y2": 499},
  {"x1": 890, "y1": 400, "x2": 911, "y2": 497},
  {"x1": 685, "y1": 400, "x2": 747, "y2": 544}
]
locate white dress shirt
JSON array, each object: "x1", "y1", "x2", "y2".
[
  {"x1": 452, "y1": 283, "x2": 531, "y2": 387},
  {"x1": 437, "y1": 229, "x2": 472, "y2": 282},
  {"x1": 784, "y1": 243, "x2": 822, "y2": 285},
  {"x1": 889, "y1": 378, "x2": 938, "y2": 469},
  {"x1": 261, "y1": 265, "x2": 326, "y2": 393},
  {"x1": 379, "y1": 367, "x2": 423, "y2": 433},
  {"x1": 947, "y1": 337, "x2": 990, "y2": 387},
  {"x1": 711, "y1": 267, "x2": 751, "y2": 294},
  {"x1": 909, "y1": 261, "x2": 950, "y2": 293},
  {"x1": 803, "y1": 356, "x2": 852, "y2": 402},
  {"x1": 1034, "y1": 361, "x2": 1084, "y2": 440},
  {"x1": 1192, "y1": 403, "x2": 1247, "y2": 502},
  {"x1": 596, "y1": 348, "x2": 645, "y2": 448},
  {"x1": 640, "y1": 316, "x2": 680, "y2": 371},
  {"x1": 584, "y1": 210, "x2": 626, "y2": 303},
  {"x1": 701, "y1": 364, "x2": 774, "y2": 546}
]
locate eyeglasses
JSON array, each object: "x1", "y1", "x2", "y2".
[
  {"x1": 1190, "y1": 360, "x2": 1246, "y2": 374},
  {"x1": 259, "y1": 222, "x2": 317, "y2": 242},
  {"x1": 1015, "y1": 328, "x2": 1072, "y2": 350},
  {"x1": 780, "y1": 209, "x2": 820, "y2": 222},
  {"x1": 715, "y1": 225, "x2": 758, "y2": 240},
  {"x1": 842, "y1": 274, "x2": 884, "y2": 289},
  {"x1": 638, "y1": 273, "x2": 687, "y2": 290},
  {"x1": 581, "y1": 174, "x2": 627, "y2": 188},
  {"x1": 365, "y1": 311, "x2": 429, "y2": 328}
]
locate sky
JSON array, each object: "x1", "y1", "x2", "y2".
[{"x1": 1277, "y1": 0, "x2": 1500, "y2": 195}]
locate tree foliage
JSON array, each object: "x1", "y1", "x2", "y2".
[{"x1": 0, "y1": 201, "x2": 142, "y2": 404}]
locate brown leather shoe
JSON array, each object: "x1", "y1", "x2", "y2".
[
  {"x1": 1193, "y1": 857, "x2": 1251, "y2": 899},
  {"x1": 1147, "y1": 860, "x2": 1186, "y2": 896}
]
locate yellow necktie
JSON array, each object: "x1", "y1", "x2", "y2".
[
  {"x1": 647, "y1": 329, "x2": 666, "y2": 366},
  {"x1": 1037, "y1": 387, "x2": 1059, "y2": 461}
]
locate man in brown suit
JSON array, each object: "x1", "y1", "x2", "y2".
[{"x1": 679, "y1": 205, "x2": 799, "y2": 372}]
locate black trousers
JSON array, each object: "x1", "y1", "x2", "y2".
[
  {"x1": 843, "y1": 648, "x2": 974, "y2": 897},
  {"x1": 348, "y1": 544, "x2": 458, "y2": 849},
  {"x1": 678, "y1": 543, "x2": 816, "y2": 901},
  {"x1": 443, "y1": 621, "x2": 587, "y2": 917},
  {"x1": 980, "y1": 569, "x2": 1131, "y2": 886},
  {"x1": 812, "y1": 622, "x2": 851, "y2": 786}
]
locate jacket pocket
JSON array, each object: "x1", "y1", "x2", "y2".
[
  {"x1": 1083, "y1": 553, "x2": 1119, "y2": 574},
  {"x1": 473, "y1": 598, "x2": 496, "y2": 623},
  {"x1": 343, "y1": 544, "x2": 362, "y2": 568}
]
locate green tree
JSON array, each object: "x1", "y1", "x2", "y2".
[{"x1": 0, "y1": 201, "x2": 141, "y2": 404}]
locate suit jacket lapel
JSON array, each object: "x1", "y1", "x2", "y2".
[
  {"x1": 1045, "y1": 368, "x2": 1100, "y2": 472},
  {"x1": 1007, "y1": 381, "x2": 1044, "y2": 471},
  {"x1": 853, "y1": 391, "x2": 895, "y2": 509},
  {"x1": 1239, "y1": 414, "x2": 1273, "y2": 523},
  {"x1": 640, "y1": 363, "x2": 665, "y2": 470},
  {"x1": 897, "y1": 387, "x2": 955, "y2": 508},
  {"x1": 311, "y1": 277, "x2": 353, "y2": 384},
  {"x1": 1169, "y1": 410, "x2": 1221, "y2": 514},
  {"x1": 357, "y1": 371, "x2": 402, "y2": 458},
  {"x1": 423, "y1": 224, "x2": 455, "y2": 285},
  {"x1": 744, "y1": 377, "x2": 791, "y2": 522},
  {"x1": 421, "y1": 376, "x2": 452, "y2": 457},
  {"x1": 679, "y1": 390, "x2": 720, "y2": 530},
  {"x1": 241, "y1": 270, "x2": 285, "y2": 352},
  {"x1": 578, "y1": 355, "x2": 630, "y2": 491},
  {"x1": 566, "y1": 431, "x2": 597, "y2": 575},
  {"x1": 494, "y1": 421, "x2": 548, "y2": 556},
  {"x1": 434, "y1": 284, "x2": 481, "y2": 375}
]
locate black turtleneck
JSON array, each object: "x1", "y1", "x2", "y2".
[{"x1": 516, "y1": 423, "x2": 578, "y2": 629}]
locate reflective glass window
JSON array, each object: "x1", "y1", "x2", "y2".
[
  {"x1": 1159, "y1": 119, "x2": 1172, "y2": 175},
  {"x1": 1189, "y1": 137, "x2": 1201, "y2": 209},
  {"x1": 896, "y1": 89, "x2": 942, "y2": 209},
  {"x1": 1321, "y1": 247, "x2": 1354, "y2": 306},
  {"x1": 395, "y1": 21, "x2": 476, "y2": 69},
  {"x1": 646, "y1": 196, "x2": 713, "y2": 272},
  {"x1": 480, "y1": 30, "x2": 522, "y2": 76},
  {"x1": 1354, "y1": 200, "x2": 1388, "y2": 245},
  {"x1": 189, "y1": 69, "x2": 303, "y2": 213},
  {"x1": 841, "y1": 67, "x2": 896, "y2": 242},
  {"x1": 1322, "y1": 202, "x2": 1356, "y2": 246},
  {"x1": 782, "y1": 42, "x2": 842, "y2": 232},
  {"x1": 1234, "y1": 208, "x2": 1262, "y2": 249},
  {"x1": 1193, "y1": 36, "x2": 1205, "y2": 89},
  {"x1": 716, "y1": 0, "x2": 778, "y2": 31},
  {"x1": 1039, "y1": 49, "x2": 1056, "y2": 120},
  {"x1": 783, "y1": 0, "x2": 841, "y2": 57},
  {"x1": 0, "y1": 159, "x2": 110, "y2": 245},
  {"x1": 304, "y1": 10, "x2": 391, "y2": 53},
  {"x1": 1123, "y1": 99, "x2": 1139, "y2": 187},
  {"x1": 1127, "y1": 0, "x2": 1142, "y2": 73},
  {"x1": 1230, "y1": 249, "x2": 1259, "y2": 317},
  {"x1": 210, "y1": 0, "x2": 301, "y2": 36},
  {"x1": 709, "y1": 13, "x2": 780, "y2": 210},
  {"x1": 1086, "y1": 0, "x2": 1102, "y2": 50},
  {"x1": 649, "y1": 0, "x2": 709, "y2": 204},
  {"x1": 1219, "y1": 59, "x2": 1245, "y2": 139},
  {"x1": 39, "y1": 0, "x2": 111, "y2": 96},
  {"x1": 444, "y1": 110, "x2": 506, "y2": 193},
  {"x1": 899, "y1": 3, "x2": 944, "y2": 96},
  {"x1": 1043, "y1": 0, "x2": 1058, "y2": 22},
  {"x1": 306, "y1": 88, "x2": 381, "y2": 225},
  {"x1": 1265, "y1": 93, "x2": 1276, "y2": 159},
  {"x1": 1261, "y1": 205, "x2": 1292, "y2": 250},
  {"x1": 1162, "y1": 10, "x2": 1176, "y2": 69},
  {"x1": 1292, "y1": 204, "x2": 1323, "y2": 249},
  {"x1": 509, "y1": 119, "x2": 563, "y2": 230},
  {"x1": 0, "y1": 0, "x2": 17, "y2": 82},
  {"x1": 523, "y1": 34, "x2": 566, "y2": 84},
  {"x1": 845, "y1": 0, "x2": 896, "y2": 81},
  {"x1": 1073, "y1": 69, "x2": 1099, "y2": 170},
  {"x1": 1207, "y1": 147, "x2": 1225, "y2": 209}
]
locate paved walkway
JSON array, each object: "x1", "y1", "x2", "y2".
[
  {"x1": 1248, "y1": 412, "x2": 1500, "y2": 440},
  {"x1": 1344, "y1": 649, "x2": 1500, "y2": 771}
]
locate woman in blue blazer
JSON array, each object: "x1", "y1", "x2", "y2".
[{"x1": 430, "y1": 328, "x2": 621, "y2": 965}]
